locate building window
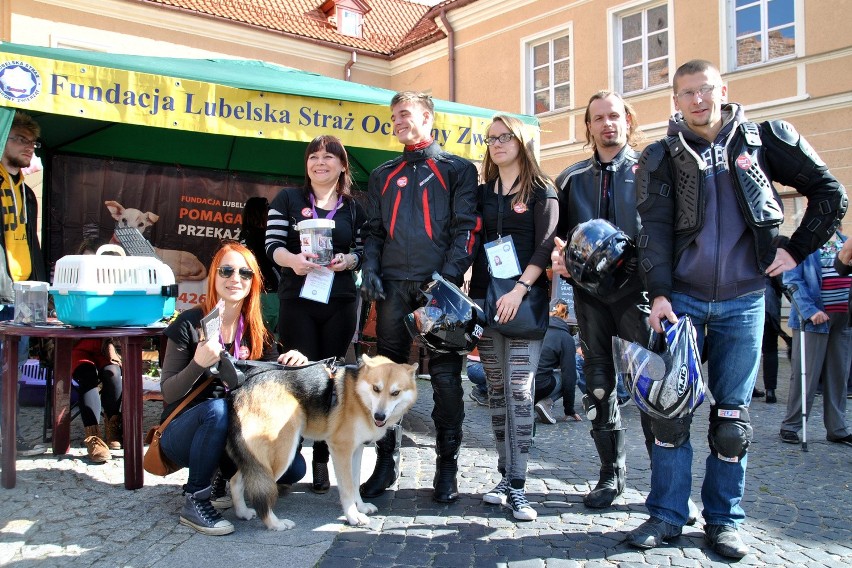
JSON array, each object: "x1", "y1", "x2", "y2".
[
  {"x1": 337, "y1": 8, "x2": 363, "y2": 38},
  {"x1": 528, "y1": 32, "x2": 572, "y2": 115},
  {"x1": 616, "y1": 3, "x2": 669, "y2": 94},
  {"x1": 730, "y1": 0, "x2": 796, "y2": 68}
]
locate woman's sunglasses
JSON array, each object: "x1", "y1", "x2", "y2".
[{"x1": 216, "y1": 266, "x2": 254, "y2": 280}]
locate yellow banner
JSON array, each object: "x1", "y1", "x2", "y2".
[{"x1": 0, "y1": 53, "x2": 538, "y2": 161}]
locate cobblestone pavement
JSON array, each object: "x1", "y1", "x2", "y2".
[{"x1": 2, "y1": 355, "x2": 850, "y2": 567}]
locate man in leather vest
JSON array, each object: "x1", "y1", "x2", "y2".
[
  {"x1": 629, "y1": 59, "x2": 847, "y2": 559},
  {"x1": 360, "y1": 91, "x2": 480, "y2": 503},
  {"x1": 550, "y1": 91, "x2": 664, "y2": 511}
]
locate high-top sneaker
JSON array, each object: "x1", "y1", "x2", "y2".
[
  {"x1": 180, "y1": 486, "x2": 235, "y2": 536},
  {"x1": 504, "y1": 482, "x2": 537, "y2": 521},
  {"x1": 210, "y1": 471, "x2": 233, "y2": 510}
]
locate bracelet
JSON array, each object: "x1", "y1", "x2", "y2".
[{"x1": 515, "y1": 280, "x2": 532, "y2": 294}]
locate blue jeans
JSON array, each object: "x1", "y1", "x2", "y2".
[
  {"x1": 161, "y1": 399, "x2": 229, "y2": 494},
  {"x1": 647, "y1": 290, "x2": 763, "y2": 528},
  {"x1": 467, "y1": 361, "x2": 487, "y2": 395}
]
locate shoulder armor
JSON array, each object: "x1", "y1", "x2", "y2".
[
  {"x1": 639, "y1": 141, "x2": 667, "y2": 173},
  {"x1": 765, "y1": 120, "x2": 825, "y2": 167},
  {"x1": 767, "y1": 120, "x2": 799, "y2": 146},
  {"x1": 375, "y1": 155, "x2": 405, "y2": 173}
]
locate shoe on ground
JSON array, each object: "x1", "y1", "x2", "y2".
[
  {"x1": 627, "y1": 517, "x2": 682, "y2": 549},
  {"x1": 779, "y1": 430, "x2": 799, "y2": 444},
  {"x1": 180, "y1": 486, "x2": 235, "y2": 536},
  {"x1": 827, "y1": 434, "x2": 852, "y2": 447},
  {"x1": 469, "y1": 388, "x2": 488, "y2": 407},
  {"x1": 534, "y1": 401, "x2": 556, "y2": 424},
  {"x1": 705, "y1": 524, "x2": 749, "y2": 559},
  {"x1": 752, "y1": 388, "x2": 765, "y2": 398},
  {"x1": 765, "y1": 389, "x2": 777, "y2": 404},
  {"x1": 16, "y1": 437, "x2": 47, "y2": 457},
  {"x1": 311, "y1": 460, "x2": 331, "y2": 494},
  {"x1": 503, "y1": 486, "x2": 537, "y2": 521},
  {"x1": 483, "y1": 477, "x2": 509, "y2": 505},
  {"x1": 210, "y1": 471, "x2": 233, "y2": 510},
  {"x1": 84, "y1": 435, "x2": 111, "y2": 463}
]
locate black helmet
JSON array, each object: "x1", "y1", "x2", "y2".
[
  {"x1": 564, "y1": 219, "x2": 636, "y2": 296},
  {"x1": 404, "y1": 273, "x2": 485, "y2": 354}
]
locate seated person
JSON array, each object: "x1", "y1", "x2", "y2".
[
  {"x1": 72, "y1": 338, "x2": 122, "y2": 462},
  {"x1": 467, "y1": 348, "x2": 487, "y2": 406},
  {"x1": 158, "y1": 242, "x2": 307, "y2": 536},
  {"x1": 534, "y1": 301, "x2": 582, "y2": 423}
]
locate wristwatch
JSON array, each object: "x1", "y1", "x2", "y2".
[{"x1": 515, "y1": 280, "x2": 532, "y2": 294}]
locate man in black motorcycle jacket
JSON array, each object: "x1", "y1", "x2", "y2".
[
  {"x1": 629, "y1": 59, "x2": 847, "y2": 559},
  {"x1": 551, "y1": 91, "x2": 662, "y2": 512},
  {"x1": 360, "y1": 91, "x2": 480, "y2": 504}
]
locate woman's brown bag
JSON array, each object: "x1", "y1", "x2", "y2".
[{"x1": 143, "y1": 377, "x2": 213, "y2": 476}]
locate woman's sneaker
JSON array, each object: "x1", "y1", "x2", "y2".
[
  {"x1": 180, "y1": 486, "x2": 235, "y2": 536},
  {"x1": 210, "y1": 471, "x2": 233, "y2": 510},
  {"x1": 483, "y1": 477, "x2": 509, "y2": 505},
  {"x1": 504, "y1": 486, "x2": 537, "y2": 521}
]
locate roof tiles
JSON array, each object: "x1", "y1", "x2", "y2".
[{"x1": 139, "y1": 0, "x2": 451, "y2": 56}]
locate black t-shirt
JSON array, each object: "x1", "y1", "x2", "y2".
[{"x1": 469, "y1": 180, "x2": 559, "y2": 298}]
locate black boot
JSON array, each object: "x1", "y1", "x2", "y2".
[
  {"x1": 433, "y1": 428, "x2": 462, "y2": 503},
  {"x1": 584, "y1": 428, "x2": 626, "y2": 509},
  {"x1": 360, "y1": 425, "x2": 401, "y2": 498},
  {"x1": 765, "y1": 389, "x2": 777, "y2": 404}
]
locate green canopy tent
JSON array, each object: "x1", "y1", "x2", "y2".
[{"x1": 0, "y1": 42, "x2": 538, "y2": 306}]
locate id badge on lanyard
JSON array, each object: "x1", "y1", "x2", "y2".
[{"x1": 484, "y1": 235, "x2": 521, "y2": 279}]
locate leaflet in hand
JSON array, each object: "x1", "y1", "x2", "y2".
[{"x1": 200, "y1": 300, "x2": 224, "y2": 342}]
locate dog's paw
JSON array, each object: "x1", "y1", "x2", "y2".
[
  {"x1": 234, "y1": 506, "x2": 257, "y2": 521},
  {"x1": 345, "y1": 511, "x2": 372, "y2": 526},
  {"x1": 266, "y1": 518, "x2": 295, "y2": 531},
  {"x1": 356, "y1": 501, "x2": 378, "y2": 515}
]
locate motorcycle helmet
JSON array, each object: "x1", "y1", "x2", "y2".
[
  {"x1": 404, "y1": 272, "x2": 485, "y2": 354},
  {"x1": 612, "y1": 315, "x2": 705, "y2": 420},
  {"x1": 564, "y1": 219, "x2": 636, "y2": 297}
]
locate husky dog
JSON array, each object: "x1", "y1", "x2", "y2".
[{"x1": 227, "y1": 355, "x2": 418, "y2": 529}]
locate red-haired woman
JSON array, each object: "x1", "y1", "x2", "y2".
[{"x1": 159, "y1": 242, "x2": 307, "y2": 536}]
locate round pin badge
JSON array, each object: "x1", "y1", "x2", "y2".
[
  {"x1": 301, "y1": 207, "x2": 313, "y2": 218},
  {"x1": 736, "y1": 154, "x2": 752, "y2": 170},
  {"x1": 397, "y1": 177, "x2": 408, "y2": 187},
  {"x1": 238, "y1": 345, "x2": 250, "y2": 360},
  {"x1": 513, "y1": 202, "x2": 528, "y2": 214}
]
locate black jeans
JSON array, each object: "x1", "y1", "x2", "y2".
[
  {"x1": 761, "y1": 314, "x2": 779, "y2": 390},
  {"x1": 376, "y1": 280, "x2": 464, "y2": 431},
  {"x1": 574, "y1": 287, "x2": 651, "y2": 430}
]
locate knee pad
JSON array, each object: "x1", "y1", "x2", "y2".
[
  {"x1": 708, "y1": 404, "x2": 752, "y2": 462},
  {"x1": 650, "y1": 414, "x2": 692, "y2": 448}
]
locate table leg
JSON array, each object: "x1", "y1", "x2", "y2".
[
  {"x1": 2, "y1": 335, "x2": 20, "y2": 488},
  {"x1": 121, "y1": 336, "x2": 144, "y2": 490},
  {"x1": 52, "y1": 338, "x2": 73, "y2": 456}
]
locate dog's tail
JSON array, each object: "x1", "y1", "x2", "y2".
[{"x1": 226, "y1": 404, "x2": 278, "y2": 521}]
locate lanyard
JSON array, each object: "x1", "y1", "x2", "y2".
[
  {"x1": 494, "y1": 177, "x2": 518, "y2": 239},
  {"x1": 219, "y1": 315, "x2": 245, "y2": 358},
  {"x1": 310, "y1": 193, "x2": 343, "y2": 220}
]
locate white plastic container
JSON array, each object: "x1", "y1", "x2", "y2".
[
  {"x1": 13, "y1": 281, "x2": 49, "y2": 324},
  {"x1": 50, "y1": 244, "x2": 177, "y2": 328},
  {"x1": 296, "y1": 219, "x2": 335, "y2": 266}
]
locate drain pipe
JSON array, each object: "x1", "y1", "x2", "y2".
[
  {"x1": 439, "y1": 10, "x2": 455, "y2": 101},
  {"x1": 344, "y1": 51, "x2": 357, "y2": 81}
]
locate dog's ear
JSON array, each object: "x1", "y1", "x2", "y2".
[
  {"x1": 359, "y1": 354, "x2": 373, "y2": 368},
  {"x1": 144, "y1": 212, "x2": 159, "y2": 225},
  {"x1": 104, "y1": 200, "x2": 124, "y2": 221},
  {"x1": 404, "y1": 362, "x2": 419, "y2": 376}
]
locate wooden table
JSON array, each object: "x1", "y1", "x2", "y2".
[{"x1": 1, "y1": 322, "x2": 164, "y2": 490}]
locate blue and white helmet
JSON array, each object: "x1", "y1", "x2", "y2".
[{"x1": 612, "y1": 315, "x2": 705, "y2": 420}]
